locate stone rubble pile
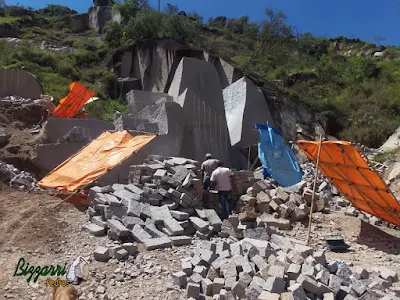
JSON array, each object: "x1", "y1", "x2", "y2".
[
  {"x1": 0, "y1": 161, "x2": 39, "y2": 190},
  {"x1": 84, "y1": 155, "x2": 224, "y2": 257},
  {"x1": 172, "y1": 229, "x2": 400, "y2": 300},
  {"x1": 0, "y1": 95, "x2": 45, "y2": 127},
  {"x1": 233, "y1": 162, "x2": 337, "y2": 230}
]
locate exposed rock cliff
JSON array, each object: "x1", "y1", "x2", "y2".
[{"x1": 110, "y1": 39, "x2": 324, "y2": 143}]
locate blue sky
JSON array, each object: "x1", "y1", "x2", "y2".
[{"x1": 6, "y1": 0, "x2": 400, "y2": 45}]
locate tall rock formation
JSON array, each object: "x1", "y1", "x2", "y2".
[{"x1": 88, "y1": 0, "x2": 112, "y2": 33}]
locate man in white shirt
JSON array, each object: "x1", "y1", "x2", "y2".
[
  {"x1": 200, "y1": 153, "x2": 218, "y2": 191},
  {"x1": 210, "y1": 160, "x2": 234, "y2": 220}
]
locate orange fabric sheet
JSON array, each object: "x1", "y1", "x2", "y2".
[
  {"x1": 38, "y1": 131, "x2": 156, "y2": 192},
  {"x1": 52, "y1": 82, "x2": 95, "y2": 118},
  {"x1": 297, "y1": 140, "x2": 400, "y2": 226}
]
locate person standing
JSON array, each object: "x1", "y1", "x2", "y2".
[
  {"x1": 200, "y1": 153, "x2": 218, "y2": 191},
  {"x1": 210, "y1": 160, "x2": 234, "y2": 220}
]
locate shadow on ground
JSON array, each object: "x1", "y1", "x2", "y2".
[{"x1": 356, "y1": 221, "x2": 400, "y2": 255}]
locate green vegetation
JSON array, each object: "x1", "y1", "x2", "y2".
[
  {"x1": 373, "y1": 147, "x2": 400, "y2": 163},
  {"x1": 1, "y1": 1, "x2": 400, "y2": 147}
]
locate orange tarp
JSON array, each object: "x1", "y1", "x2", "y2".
[
  {"x1": 297, "y1": 140, "x2": 400, "y2": 226},
  {"x1": 52, "y1": 82, "x2": 95, "y2": 119},
  {"x1": 38, "y1": 131, "x2": 156, "y2": 192}
]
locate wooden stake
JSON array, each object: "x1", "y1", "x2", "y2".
[{"x1": 306, "y1": 135, "x2": 323, "y2": 245}]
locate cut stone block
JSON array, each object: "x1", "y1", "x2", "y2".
[
  {"x1": 144, "y1": 219, "x2": 167, "y2": 237},
  {"x1": 189, "y1": 216, "x2": 209, "y2": 232},
  {"x1": 328, "y1": 274, "x2": 343, "y2": 294},
  {"x1": 223, "y1": 77, "x2": 274, "y2": 148},
  {"x1": 270, "y1": 234, "x2": 293, "y2": 251},
  {"x1": 171, "y1": 210, "x2": 190, "y2": 221},
  {"x1": 143, "y1": 237, "x2": 172, "y2": 250},
  {"x1": 104, "y1": 205, "x2": 127, "y2": 220},
  {"x1": 107, "y1": 219, "x2": 130, "y2": 237},
  {"x1": 201, "y1": 278, "x2": 213, "y2": 296},
  {"x1": 296, "y1": 274, "x2": 320, "y2": 294},
  {"x1": 245, "y1": 282, "x2": 263, "y2": 300},
  {"x1": 164, "y1": 218, "x2": 185, "y2": 235},
  {"x1": 182, "y1": 261, "x2": 193, "y2": 276},
  {"x1": 121, "y1": 216, "x2": 144, "y2": 229},
  {"x1": 268, "y1": 265, "x2": 285, "y2": 279},
  {"x1": 213, "y1": 278, "x2": 225, "y2": 295},
  {"x1": 224, "y1": 276, "x2": 236, "y2": 291},
  {"x1": 205, "y1": 209, "x2": 223, "y2": 227},
  {"x1": 287, "y1": 283, "x2": 307, "y2": 300},
  {"x1": 114, "y1": 248, "x2": 129, "y2": 260},
  {"x1": 124, "y1": 184, "x2": 145, "y2": 195},
  {"x1": 294, "y1": 244, "x2": 314, "y2": 258},
  {"x1": 113, "y1": 189, "x2": 141, "y2": 205},
  {"x1": 94, "y1": 246, "x2": 110, "y2": 262},
  {"x1": 258, "y1": 291, "x2": 280, "y2": 300},
  {"x1": 264, "y1": 276, "x2": 286, "y2": 294},
  {"x1": 350, "y1": 279, "x2": 367, "y2": 296},
  {"x1": 82, "y1": 223, "x2": 105, "y2": 237},
  {"x1": 140, "y1": 203, "x2": 152, "y2": 219},
  {"x1": 150, "y1": 205, "x2": 172, "y2": 224},
  {"x1": 313, "y1": 250, "x2": 326, "y2": 266},
  {"x1": 122, "y1": 243, "x2": 137, "y2": 256},
  {"x1": 170, "y1": 235, "x2": 192, "y2": 246},
  {"x1": 220, "y1": 261, "x2": 237, "y2": 279},
  {"x1": 287, "y1": 263, "x2": 302, "y2": 280},
  {"x1": 131, "y1": 224, "x2": 152, "y2": 243},
  {"x1": 187, "y1": 283, "x2": 200, "y2": 299},
  {"x1": 193, "y1": 265, "x2": 207, "y2": 277},
  {"x1": 316, "y1": 269, "x2": 330, "y2": 286},
  {"x1": 172, "y1": 271, "x2": 187, "y2": 288}
]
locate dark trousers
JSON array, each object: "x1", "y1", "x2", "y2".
[
  {"x1": 203, "y1": 178, "x2": 211, "y2": 191},
  {"x1": 218, "y1": 190, "x2": 232, "y2": 220}
]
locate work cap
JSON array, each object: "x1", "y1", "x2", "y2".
[{"x1": 205, "y1": 153, "x2": 212, "y2": 158}]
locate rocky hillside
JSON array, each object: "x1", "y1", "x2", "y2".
[{"x1": 1, "y1": 1, "x2": 400, "y2": 147}]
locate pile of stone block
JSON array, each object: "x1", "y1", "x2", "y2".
[
  {"x1": 0, "y1": 161, "x2": 39, "y2": 191},
  {"x1": 234, "y1": 177, "x2": 326, "y2": 228},
  {"x1": 83, "y1": 155, "x2": 224, "y2": 254},
  {"x1": 172, "y1": 230, "x2": 400, "y2": 299}
]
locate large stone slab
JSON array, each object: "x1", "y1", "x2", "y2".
[{"x1": 223, "y1": 77, "x2": 274, "y2": 148}]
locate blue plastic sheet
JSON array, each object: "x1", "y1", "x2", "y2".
[{"x1": 255, "y1": 123, "x2": 302, "y2": 187}]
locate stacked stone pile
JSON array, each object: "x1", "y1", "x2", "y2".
[
  {"x1": 172, "y1": 229, "x2": 400, "y2": 299},
  {"x1": 83, "y1": 155, "x2": 224, "y2": 254},
  {"x1": 234, "y1": 177, "x2": 329, "y2": 230},
  {"x1": 0, "y1": 161, "x2": 39, "y2": 190},
  {"x1": 236, "y1": 161, "x2": 399, "y2": 230}
]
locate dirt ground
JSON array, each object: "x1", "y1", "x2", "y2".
[{"x1": 0, "y1": 187, "x2": 399, "y2": 300}]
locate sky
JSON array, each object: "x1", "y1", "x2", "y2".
[{"x1": 6, "y1": 0, "x2": 400, "y2": 45}]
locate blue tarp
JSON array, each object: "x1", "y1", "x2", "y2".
[{"x1": 255, "y1": 123, "x2": 302, "y2": 187}]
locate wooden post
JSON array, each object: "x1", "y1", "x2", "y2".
[{"x1": 306, "y1": 135, "x2": 323, "y2": 245}]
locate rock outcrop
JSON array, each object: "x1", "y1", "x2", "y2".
[
  {"x1": 88, "y1": 0, "x2": 112, "y2": 33},
  {"x1": 110, "y1": 39, "x2": 324, "y2": 144}
]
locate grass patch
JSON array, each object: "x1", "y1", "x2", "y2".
[{"x1": 373, "y1": 147, "x2": 400, "y2": 163}]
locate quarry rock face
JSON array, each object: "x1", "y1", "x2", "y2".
[
  {"x1": 223, "y1": 77, "x2": 275, "y2": 148},
  {"x1": 88, "y1": 3, "x2": 112, "y2": 33},
  {"x1": 111, "y1": 40, "x2": 322, "y2": 143},
  {"x1": 176, "y1": 88, "x2": 231, "y2": 166},
  {"x1": 68, "y1": 14, "x2": 89, "y2": 33},
  {"x1": 168, "y1": 57, "x2": 226, "y2": 117}
]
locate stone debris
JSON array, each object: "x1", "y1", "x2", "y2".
[
  {"x1": 0, "y1": 161, "x2": 40, "y2": 191},
  {"x1": 85, "y1": 155, "x2": 223, "y2": 256},
  {"x1": 172, "y1": 232, "x2": 399, "y2": 299}
]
